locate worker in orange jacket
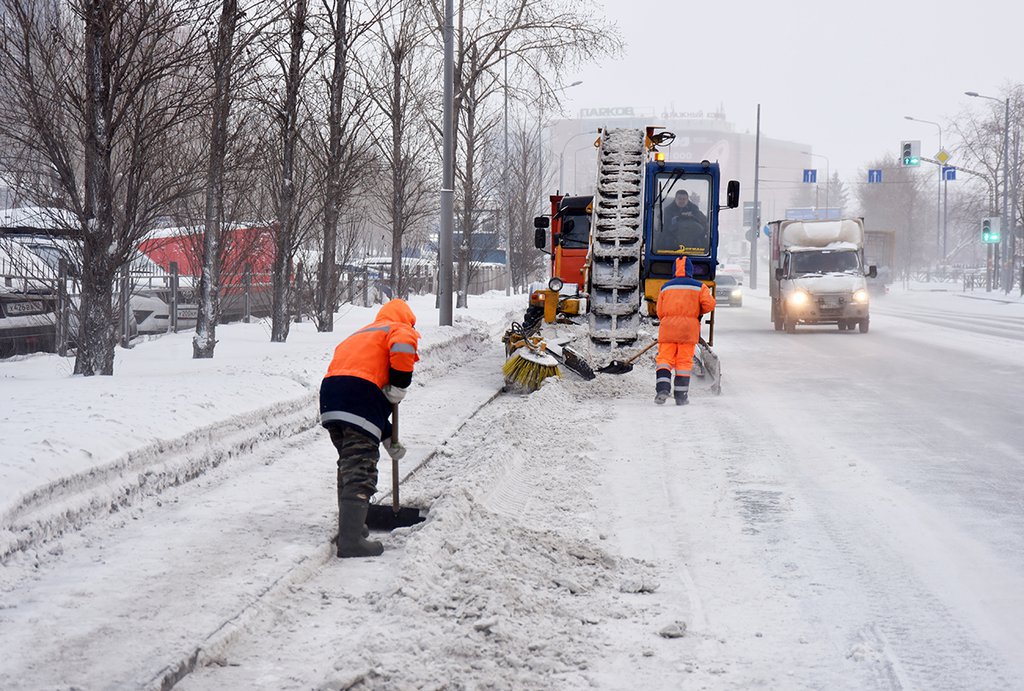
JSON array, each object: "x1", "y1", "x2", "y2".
[
  {"x1": 320, "y1": 299, "x2": 420, "y2": 557},
  {"x1": 655, "y1": 257, "x2": 715, "y2": 405}
]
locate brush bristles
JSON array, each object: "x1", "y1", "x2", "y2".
[{"x1": 503, "y1": 351, "x2": 561, "y2": 392}]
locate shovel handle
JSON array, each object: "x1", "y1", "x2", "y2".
[
  {"x1": 626, "y1": 341, "x2": 658, "y2": 365},
  {"x1": 391, "y1": 403, "x2": 400, "y2": 515}
]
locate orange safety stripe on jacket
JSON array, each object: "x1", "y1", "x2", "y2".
[
  {"x1": 325, "y1": 299, "x2": 420, "y2": 387},
  {"x1": 656, "y1": 258, "x2": 716, "y2": 344}
]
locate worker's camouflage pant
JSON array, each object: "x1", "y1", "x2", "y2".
[{"x1": 328, "y1": 425, "x2": 381, "y2": 502}]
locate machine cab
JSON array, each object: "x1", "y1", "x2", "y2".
[{"x1": 643, "y1": 161, "x2": 724, "y2": 288}]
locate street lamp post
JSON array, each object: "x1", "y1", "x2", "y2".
[
  {"x1": 905, "y1": 115, "x2": 944, "y2": 259},
  {"x1": 801, "y1": 150, "x2": 830, "y2": 217},
  {"x1": 966, "y1": 91, "x2": 1011, "y2": 292},
  {"x1": 439, "y1": 0, "x2": 454, "y2": 325},
  {"x1": 559, "y1": 131, "x2": 594, "y2": 193},
  {"x1": 538, "y1": 80, "x2": 582, "y2": 195}
]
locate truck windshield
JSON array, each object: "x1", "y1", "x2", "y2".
[
  {"x1": 558, "y1": 213, "x2": 590, "y2": 250},
  {"x1": 651, "y1": 173, "x2": 712, "y2": 256},
  {"x1": 791, "y1": 249, "x2": 861, "y2": 275}
]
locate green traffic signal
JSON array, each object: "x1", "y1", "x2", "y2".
[{"x1": 981, "y1": 217, "x2": 1001, "y2": 244}]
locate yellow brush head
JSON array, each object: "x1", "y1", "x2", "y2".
[{"x1": 503, "y1": 348, "x2": 561, "y2": 393}]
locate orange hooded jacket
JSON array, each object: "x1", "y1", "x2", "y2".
[
  {"x1": 320, "y1": 299, "x2": 420, "y2": 442},
  {"x1": 657, "y1": 257, "x2": 716, "y2": 344}
]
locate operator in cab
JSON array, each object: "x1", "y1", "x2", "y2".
[{"x1": 662, "y1": 189, "x2": 709, "y2": 253}]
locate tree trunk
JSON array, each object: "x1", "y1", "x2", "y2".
[
  {"x1": 77, "y1": 0, "x2": 117, "y2": 376},
  {"x1": 194, "y1": 0, "x2": 238, "y2": 358},
  {"x1": 316, "y1": 0, "x2": 349, "y2": 332},
  {"x1": 271, "y1": 0, "x2": 307, "y2": 343}
]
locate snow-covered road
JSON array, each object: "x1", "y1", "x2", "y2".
[{"x1": 2, "y1": 288, "x2": 1023, "y2": 689}]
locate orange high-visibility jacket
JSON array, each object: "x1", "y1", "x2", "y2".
[
  {"x1": 320, "y1": 300, "x2": 420, "y2": 441},
  {"x1": 657, "y1": 257, "x2": 716, "y2": 344},
  {"x1": 325, "y1": 299, "x2": 420, "y2": 387}
]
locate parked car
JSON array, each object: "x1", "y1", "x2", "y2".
[
  {"x1": 0, "y1": 241, "x2": 59, "y2": 357},
  {"x1": 715, "y1": 273, "x2": 743, "y2": 307}
]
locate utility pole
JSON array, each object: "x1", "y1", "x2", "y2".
[
  {"x1": 749, "y1": 104, "x2": 761, "y2": 289},
  {"x1": 438, "y1": 0, "x2": 454, "y2": 325},
  {"x1": 503, "y1": 50, "x2": 511, "y2": 296}
]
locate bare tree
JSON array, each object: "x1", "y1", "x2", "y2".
[
  {"x1": 0, "y1": 0, "x2": 207, "y2": 375},
  {"x1": 362, "y1": 0, "x2": 436, "y2": 299},
  {"x1": 193, "y1": 0, "x2": 280, "y2": 357},
  {"x1": 855, "y1": 156, "x2": 930, "y2": 275},
  {"x1": 427, "y1": 0, "x2": 620, "y2": 308}
]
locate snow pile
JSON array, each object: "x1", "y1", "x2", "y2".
[
  {"x1": 313, "y1": 379, "x2": 662, "y2": 688},
  {"x1": 781, "y1": 219, "x2": 862, "y2": 247}
]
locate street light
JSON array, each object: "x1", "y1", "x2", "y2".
[
  {"x1": 905, "y1": 115, "x2": 944, "y2": 258},
  {"x1": 559, "y1": 131, "x2": 594, "y2": 192},
  {"x1": 800, "y1": 150, "x2": 830, "y2": 217},
  {"x1": 966, "y1": 91, "x2": 1011, "y2": 292},
  {"x1": 536, "y1": 80, "x2": 582, "y2": 196}
]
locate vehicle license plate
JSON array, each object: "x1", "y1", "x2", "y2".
[
  {"x1": 6, "y1": 300, "x2": 44, "y2": 315},
  {"x1": 177, "y1": 305, "x2": 198, "y2": 319}
]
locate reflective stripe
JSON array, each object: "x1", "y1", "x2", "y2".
[
  {"x1": 656, "y1": 376, "x2": 672, "y2": 383},
  {"x1": 390, "y1": 343, "x2": 416, "y2": 354},
  {"x1": 355, "y1": 325, "x2": 391, "y2": 335},
  {"x1": 662, "y1": 284, "x2": 702, "y2": 292},
  {"x1": 320, "y1": 411, "x2": 382, "y2": 440}
]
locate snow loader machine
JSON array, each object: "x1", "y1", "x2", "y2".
[{"x1": 507, "y1": 126, "x2": 740, "y2": 393}]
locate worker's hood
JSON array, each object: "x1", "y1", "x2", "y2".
[
  {"x1": 674, "y1": 257, "x2": 694, "y2": 278},
  {"x1": 376, "y1": 298, "x2": 417, "y2": 327},
  {"x1": 787, "y1": 274, "x2": 866, "y2": 293}
]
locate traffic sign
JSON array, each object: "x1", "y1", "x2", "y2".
[
  {"x1": 936, "y1": 149, "x2": 951, "y2": 165},
  {"x1": 803, "y1": 169, "x2": 817, "y2": 184},
  {"x1": 868, "y1": 169, "x2": 883, "y2": 183},
  {"x1": 942, "y1": 166, "x2": 956, "y2": 181}
]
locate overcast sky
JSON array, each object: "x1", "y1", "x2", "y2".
[{"x1": 561, "y1": 0, "x2": 1023, "y2": 185}]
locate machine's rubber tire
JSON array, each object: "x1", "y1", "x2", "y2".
[
  {"x1": 859, "y1": 319, "x2": 869, "y2": 333},
  {"x1": 784, "y1": 319, "x2": 796, "y2": 334}
]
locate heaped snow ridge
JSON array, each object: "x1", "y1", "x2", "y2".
[
  {"x1": 0, "y1": 393, "x2": 317, "y2": 564},
  {"x1": 0, "y1": 325, "x2": 493, "y2": 564}
]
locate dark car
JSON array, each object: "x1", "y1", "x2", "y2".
[
  {"x1": 715, "y1": 274, "x2": 743, "y2": 307},
  {"x1": 0, "y1": 285, "x2": 59, "y2": 357}
]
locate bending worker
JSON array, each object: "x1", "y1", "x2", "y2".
[
  {"x1": 655, "y1": 257, "x2": 715, "y2": 406},
  {"x1": 320, "y1": 299, "x2": 419, "y2": 557}
]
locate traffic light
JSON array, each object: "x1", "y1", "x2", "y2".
[
  {"x1": 981, "y1": 217, "x2": 1001, "y2": 244},
  {"x1": 901, "y1": 140, "x2": 921, "y2": 167}
]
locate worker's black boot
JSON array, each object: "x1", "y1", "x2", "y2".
[
  {"x1": 337, "y1": 469, "x2": 369, "y2": 538},
  {"x1": 655, "y1": 367, "x2": 671, "y2": 404},
  {"x1": 337, "y1": 499, "x2": 384, "y2": 558},
  {"x1": 674, "y1": 373, "x2": 690, "y2": 406}
]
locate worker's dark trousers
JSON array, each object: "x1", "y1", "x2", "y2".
[{"x1": 328, "y1": 425, "x2": 380, "y2": 502}]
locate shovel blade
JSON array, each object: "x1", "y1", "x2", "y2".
[
  {"x1": 365, "y1": 503, "x2": 426, "y2": 531},
  {"x1": 597, "y1": 359, "x2": 634, "y2": 375}
]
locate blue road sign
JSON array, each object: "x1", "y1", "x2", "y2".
[
  {"x1": 802, "y1": 169, "x2": 817, "y2": 184},
  {"x1": 868, "y1": 169, "x2": 883, "y2": 183},
  {"x1": 943, "y1": 166, "x2": 956, "y2": 181},
  {"x1": 763, "y1": 224, "x2": 771, "y2": 237}
]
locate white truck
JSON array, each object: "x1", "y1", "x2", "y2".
[{"x1": 768, "y1": 218, "x2": 877, "y2": 333}]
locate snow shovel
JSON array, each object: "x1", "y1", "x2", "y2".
[
  {"x1": 365, "y1": 403, "x2": 426, "y2": 531},
  {"x1": 597, "y1": 341, "x2": 658, "y2": 375}
]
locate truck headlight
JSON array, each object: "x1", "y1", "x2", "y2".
[
  {"x1": 787, "y1": 290, "x2": 810, "y2": 307},
  {"x1": 853, "y1": 289, "x2": 869, "y2": 303},
  {"x1": 548, "y1": 277, "x2": 564, "y2": 292},
  {"x1": 731, "y1": 289, "x2": 742, "y2": 298}
]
